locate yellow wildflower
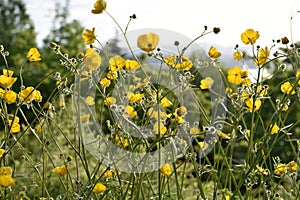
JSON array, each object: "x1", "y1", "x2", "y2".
[
  {"x1": 287, "y1": 161, "x2": 297, "y2": 171},
  {"x1": 103, "y1": 169, "x2": 112, "y2": 179},
  {"x1": 227, "y1": 66, "x2": 244, "y2": 84},
  {"x1": 208, "y1": 46, "x2": 221, "y2": 59},
  {"x1": 82, "y1": 27, "x2": 96, "y2": 45},
  {"x1": 127, "y1": 92, "x2": 144, "y2": 103},
  {"x1": 115, "y1": 135, "x2": 129, "y2": 148},
  {"x1": 255, "y1": 47, "x2": 270, "y2": 66},
  {"x1": 106, "y1": 71, "x2": 118, "y2": 80},
  {"x1": 91, "y1": 0, "x2": 107, "y2": 14},
  {"x1": 125, "y1": 60, "x2": 140, "y2": 71},
  {"x1": 84, "y1": 48, "x2": 101, "y2": 70},
  {"x1": 160, "y1": 97, "x2": 172, "y2": 107},
  {"x1": 175, "y1": 60, "x2": 193, "y2": 71},
  {"x1": 154, "y1": 121, "x2": 167, "y2": 135},
  {"x1": 80, "y1": 114, "x2": 90, "y2": 123},
  {"x1": 200, "y1": 77, "x2": 214, "y2": 89},
  {"x1": 176, "y1": 106, "x2": 187, "y2": 116},
  {"x1": 165, "y1": 55, "x2": 176, "y2": 67},
  {"x1": 4, "y1": 90, "x2": 17, "y2": 104},
  {"x1": 100, "y1": 78, "x2": 111, "y2": 87},
  {"x1": 92, "y1": 183, "x2": 106, "y2": 194},
  {"x1": 160, "y1": 163, "x2": 172, "y2": 176},
  {"x1": 176, "y1": 116, "x2": 185, "y2": 125},
  {"x1": 2, "y1": 69, "x2": 14, "y2": 77},
  {"x1": 245, "y1": 98, "x2": 261, "y2": 112},
  {"x1": 0, "y1": 166, "x2": 14, "y2": 188},
  {"x1": 8, "y1": 116, "x2": 21, "y2": 133},
  {"x1": 0, "y1": 72, "x2": 17, "y2": 89},
  {"x1": 241, "y1": 29, "x2": 260, "y2": 45},
  {"x1": 217, "y1": 130, "x2": 230, "y2": 139},
  {"x1": 256, "y1": 165, "x2": 269, "y2": 176},
  {"x1": 104, "y1": 96, "x2": 116, "y2": 106},
  {"x1": 233, "y1": 51, "x2": 243, "y2": 61},
  {"x1": 27, "y1": 48, "x2": 41, "y2": 62},
  {"x1": 18, "y1": 87, "x2": 42, "y2": 103},
  {"x1": 281, "y1": 81, "x2": 295, "y2": 95},
  {"x1": 270, "y1": 123, "x2": 279, "y2": 134},
  {"x1": 137, "y1": 32, "x2": 159, "y2": 52},
  {"x1": 85, "y1": 96, "x2": 95, "y2": 106},
  {"x1": 126, "y1": 105, "x2": 137, "y2": 117},
  {"x1": 0, "y1": 149, "x2": 5, "y2": 158},
  {"x1": 109, "y1": 55, "x2": 125, "y2": 72},
  {"x1": 52, "y1": 165, "x2": 68, "y2": 177},
  {"x1": 190, "y1": 126, "x2": 200, "y2": 136},
  {"x1": 274, "y1": 163, "x2": 287, "y2": 175}
]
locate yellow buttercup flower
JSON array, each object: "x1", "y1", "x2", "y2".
[
  {"x1": 270, "y1": 123, "x2": 279, "y2": 134},
  {"x1": 227, "y1": 66, "x2": 244, "y2": 84},
  {"x1": 84, "y1": 48, "x2": 101, "y2": 70},
  {"x1": 0, "y1": 166, "x2": 14, "y2": 188},
  {"x1": 245, "y1": 98, "x2": 261, "y2": 112},
  {"x1": 8, "y1": 116, "x2": 21, "y2": 133},
  {"x1": 165, "y1": 55, "x2": 176, "y2": 67},
  {"x1": 241, "y1": 29, "x2": 260, "y2": 45},
  {"x1": 91, "y1": 0, "x2": 107, "y2": 14},
  {"x1": 106, "y1": 71, "x2": 118, "y2": 80},
  {"x1": 287, "y1": 161, "x2": 297, "y2": 171},
  {"x1": 190, "y1": 126, "x2": 200, "y2": 136},
  {"x1": 175, "y1": 60, "x2": 193, "y2": 71},
  {"x1": 217, "y1": 130, "x2": 230, "y2": 139},
  {"x1": 82, "y1": 27, "x2": 96, "y2": 45},
  {"x1": 200, "y1": 77, "x2": 214, "y2": 89},
  {"x1": 100, "y1": 78, "x2": 111, "y2": 87},
  {"x1": 256, "y1": 165, "x2": 269, "y2": 176},
  {"x1": 154, "y1": 121, "x2": 167, "y2": 135},
  {"x1": 109, "y1": 55, "x2": 125, "y2": 72},
  {"x1": 208, "y1": 46, "x2": 221, "y2": 59},
  {"x1": 52, "y1": 165, "x2": 68, "y2": 177},
  {"x1": 18, "y1": 87, "x2": 42, "y2": 103},
  {"x1": 126, "y1": 105, "x2": 137, "y2": 118},
  {"x1": 125, "y1": 60, "x2": 140, "y2": 71},
  {"x1": 0, "y1": 72, "x2": 17, "y2": 89},
  {"x1": 92, "y1": 183, "x2": 106, "y2": 194},
  {"x1": 0, "y1": 149, "x2": 5, "y2": 158},
  {"x1": 160, "y1": 163, "x2": 172, "y2": 176},
  {"x1": 233, "y1": 51, "x2": 243, "y2": 61},
  {"x1": 127, "y1": 92, "x2": 144, "y2": 103},
  {"x1": 137, "y1": 32, "x2": 159, "y2": 52},
  {"x1": 274, "y1": 163, "x2": 287, "y2": 175},
  {"x1": 280, "y1": 81, "x2": 295, "y2": 95},
  {"x1": 102, "y1": 169, "x2": 112, "y2": 179},
  {"x1": 176, "y1": 116, "x2": 185, "y2": 125},
  {"x1": 176, "y1": 106, "x2": 187, "y2": 116},
  {"x1": 255, "y1": 47, "x2": 270, "y2": 66},
  {"x1": 4, "y1": 90, "x2": 17, "y2": 104},
  {"x1": 104, "y1": 96, "x2": 116, "y2": 106},
  {"x1": 80, "y1": 114, "x2": 90, "y2": 123},
  {"x1": 27, "y1": 48, "x2": 41, "y2": 62},
  {"x1": 85, "y1": 96, "x2": 95, "y2": 106},
  {"x1": 160, "y1": 97, "x2": 172, "y2": 107}
]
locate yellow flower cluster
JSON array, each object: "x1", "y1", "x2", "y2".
[
  {"x1": 164, "y1": 54, "x2": 193, "y2": 71},
  {"x1": 274, "y1": 161, "x2": 297, "y2": 175}
]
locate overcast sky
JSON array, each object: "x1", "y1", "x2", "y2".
[{"x1": 25, "y1": 0, "x2": 300, "y2": 48}]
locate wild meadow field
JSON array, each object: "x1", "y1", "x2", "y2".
[{"x1": 0, "y1": 0, "x2": 299, "y2": 199}]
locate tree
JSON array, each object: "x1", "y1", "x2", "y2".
[{"x1": 0, "y1": 0, "x2": 37, "y2": 67}]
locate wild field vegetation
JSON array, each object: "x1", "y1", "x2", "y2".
[{"x1": 0, "y1": 0, "x2": 299, "y2": 199}]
